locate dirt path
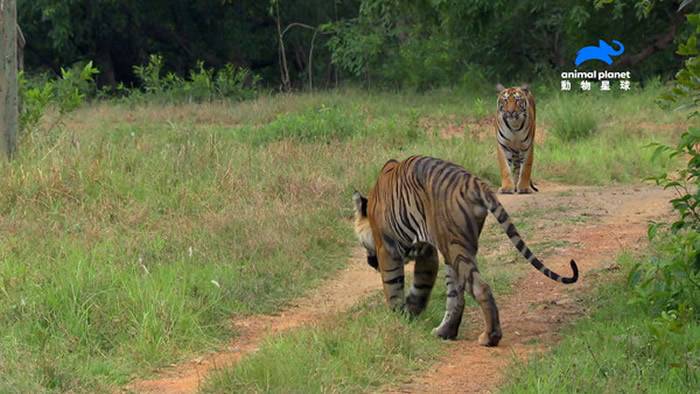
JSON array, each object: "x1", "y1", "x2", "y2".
[{"x1": 126, "y1": 183, "x2": 671, "y2": 394}]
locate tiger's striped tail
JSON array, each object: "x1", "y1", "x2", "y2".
[{"x1": 483, "y1": 189, "x2": 578, "y2": 284}]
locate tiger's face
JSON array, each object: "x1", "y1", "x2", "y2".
[
  {"x1": 497, "y1": 86, "x2": 530, "y2": 131},
  {"x1": 352, "y1": 191, "x2": 378, "y2": 271}
]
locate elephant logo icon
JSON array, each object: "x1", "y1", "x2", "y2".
[{"x1": 574, "y1": 40, "x2": 624, "y2": 66}]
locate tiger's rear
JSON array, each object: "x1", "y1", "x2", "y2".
[{"x1": 352, "y1": 156, "x2": 578, "y2": 346}]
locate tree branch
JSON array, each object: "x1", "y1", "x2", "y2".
[{"x1": 616, "y1": 10, "x2": 687, "y2": 68}]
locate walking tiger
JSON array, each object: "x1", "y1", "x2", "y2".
[{"x1": 352, "y1": 155, "x2": 578, "y2": 346}]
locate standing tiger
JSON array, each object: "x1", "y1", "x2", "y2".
[
  {"x1": 496, "y1": 84, "x2": 538, "y2": 194},
  {"x1": 352, "y1": 155, "x2": 578, "y2": 346}
]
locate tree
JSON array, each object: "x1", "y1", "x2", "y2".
[{"x1": 1, "y1": 0, "x2": 18, "y2": 159}]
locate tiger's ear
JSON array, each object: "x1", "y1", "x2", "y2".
[
  {"x1": 352, "y1": 190, "x2": 368, "y2": 217},
  {"x1": 520, "y1": 83, "x2": 530, "y2": 92},
  {"x1": 495, "y1": 83, "x2": 506, "y2": 92}
]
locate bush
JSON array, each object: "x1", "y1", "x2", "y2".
[
  {"x1": 630, "y1": 10, "x2": 700, "y2": 326},
  {"x1": 629, "y1": 231, "x2": 700, "y2": 318},
  {"x1": 19, "y1": 61, "x2": 99, "y2": 134},
  {"x1": 132, "y1": 55, "x2": 259, "y2": 103}
]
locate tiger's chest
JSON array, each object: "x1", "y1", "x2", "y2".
[{"x1": 500, "y1": 126, "x2": 530, "y2": 151}]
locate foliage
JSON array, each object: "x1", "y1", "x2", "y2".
[
  {"x1": 18, "y1": 61, "x2": 98, "y2": 134},
  {"x1": 647, "y1": 128, "x2": 700, "y2": 232},
  {"x1": 636, "y1": 128, "x2": 700, "y2": 323},
  {"x1": 661, "y1": 13, "x2": 700, "y2": 116},
  {"x1": 18, "y1": 0, "x2": 697, "y2": 90},
  {"x1": 629, "y1": 231, "x2": 700, "y2": 318},
  {"x1": 629, "y1": 10, "x2": 700, "y2": 342},
  {"x1": 324, "y1": 0, "x2": 695, "y2": 87},
  {"x1": 131, "y1": 55, "x2": 260, "y2": 103}
]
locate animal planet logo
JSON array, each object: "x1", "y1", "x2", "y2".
[
  {"x1": 575, "y1": 39, "x2": 624, "y2": 66},
  {"x1": 560, "y1": 39, "x2": 631, "y2": 91}
]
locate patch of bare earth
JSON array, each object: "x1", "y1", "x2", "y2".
[
  {"x1": 385, "y1": 185, "x2": 672, "y2": 393},
  {"x1": 125, "y1": 183, "x2": 671, "y2": 394}
]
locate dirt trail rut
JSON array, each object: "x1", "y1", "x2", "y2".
[{"x1": 126, "y1": 183, "x2": 671, "y2": 394}]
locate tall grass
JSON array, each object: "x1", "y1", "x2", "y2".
[{"x1": 547, "y1": 93, "x2": 599, "y2": 141}]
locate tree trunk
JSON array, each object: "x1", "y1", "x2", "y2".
[
  {"x1": 96, "y1": 45, "x2": 117, "y2": 89},
  {"x1": 16, "y1": 23, "x2": 24, "y2": 71},
  {"x1": 274, "y1": 3, "x2": 291, "y2": 91},
  {"x1": 1, "y1": 0, "x2": 18, "y2": 159}
]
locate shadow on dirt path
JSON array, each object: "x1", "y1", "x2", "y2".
[{"x1": 125, "y1": 182, "x2": 671, "y2": 393}]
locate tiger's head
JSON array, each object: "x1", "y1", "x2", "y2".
[
  {"x1": 496, "y1": 84, "x2": 531, "y2": 131},
  {"x1": 352, "y1": 191, "x2": 378, "y2": 271}
]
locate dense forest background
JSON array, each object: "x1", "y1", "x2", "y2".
[{"x1": 17, "y1": 0, "x2": 700, "y2": 90}]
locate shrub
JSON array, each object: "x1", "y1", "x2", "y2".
[
  {"x1": 132, "y1": 55, "x2": 259, "y2": 103},
  {"x1": 630, "y1": 11, "x2": 700, "y2": 323},
  {"x1": 18, "y1": 61, "x2": 99, "y2": 134}
]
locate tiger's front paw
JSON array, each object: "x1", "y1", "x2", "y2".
[
  {"x1": 516, "y1": 187, "x2": 533, "y2": 194},
  {"x1": 432, "y1": 324, "x2": 459, "y2": 340},
  {"x1": 498, "y1": 186, "x2": 515, "y2": 194},
  {"x1": 405, "y1": 295, "x2": 428, "y2": 317}
]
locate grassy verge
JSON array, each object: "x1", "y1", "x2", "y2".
[
  {"x1": 201, "y1": 294, "x2": 444, "y2": 393},
  {"x1": 500, "y1": 252, "x2": 700, "y2": 393},
  {"x1": 0, "y1": 85, "x2": 687, "y2": 391}
]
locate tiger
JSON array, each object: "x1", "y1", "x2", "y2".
[
  {"x1": 495, "y1": 84, "x2": 538, "y2": 194},
  {"x1": 352, "y1": 155, "x2": 578, "y2": 346}
]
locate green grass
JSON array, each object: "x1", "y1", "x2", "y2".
[
  {"x1": 201, "y1": 295, "x2": 444, "y2": 393},
  {"x1": 547, "y1": 93, "x2": 599, "y2": 141},
  {"x1": 0, "y1": 85, "x2": 688, "y2": 391},
  {"x1": 500, "y1": 253, "x2": 700, "y2": 393}
]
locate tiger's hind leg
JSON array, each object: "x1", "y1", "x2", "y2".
[
  {"x1": 466, "y1": 261, "x2": 502, "y2": 346},
  {"x1": 435, "y1": 250, "x2": 502, "y2": 345},
  {"x1": 432, "y1": 263, "x2": 464, "y2": 340},
  {"x1": 406, "y1": 245, "x2": 438, "y2": 317}
]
